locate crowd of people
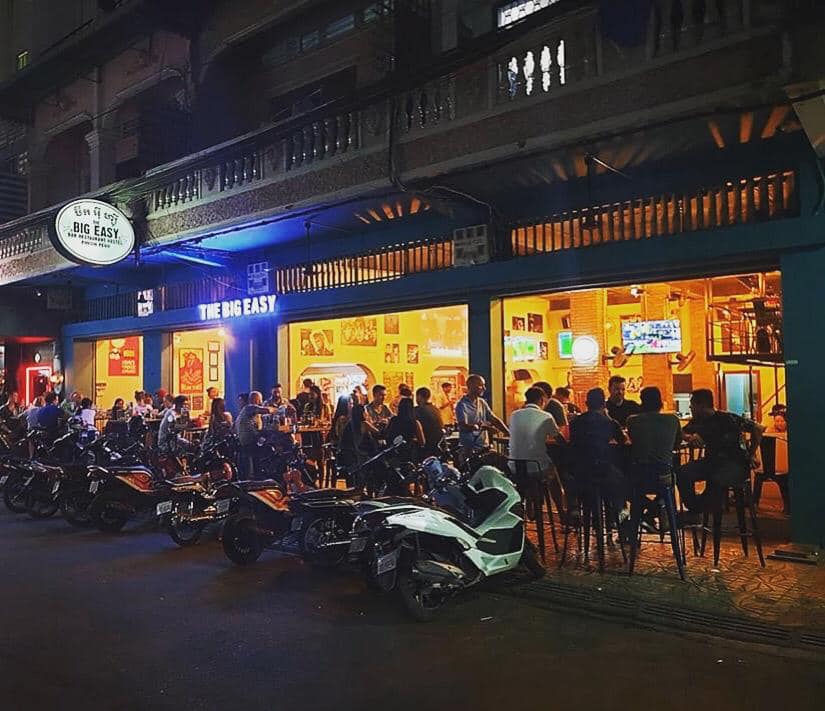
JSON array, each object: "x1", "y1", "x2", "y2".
[{"x1": 0, "y1": 370, "x2": 786, "y2": 522}]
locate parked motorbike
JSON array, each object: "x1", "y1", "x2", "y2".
[
  {"x1": 350, "y1": 460, "x2": 545, "y2": 621},
  {"x1": 87, "y1": 464, "x2": 171, "y2": 532},
  {"x1": 155, "y1": 436, "x2": 239, "y2": 546}
]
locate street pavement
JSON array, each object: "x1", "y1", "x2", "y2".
[{"x1": 1, "y1": 509, "x2": 823, "y2": 711}]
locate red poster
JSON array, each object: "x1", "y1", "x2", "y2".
[
  {"x1": 108, "y1": 337, "x2": 140, "y2": 377},
  {"x1": 178, "y1": 348, "x2": 204, "y2": 394}
]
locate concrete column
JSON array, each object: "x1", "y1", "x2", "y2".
[
  {"x1": 687, "y1": 296, "x2": 716, "y2": 391},
  {"x1": 468, "y1": 293, "x2": 492, "y2": 386},
  {"x1": 780, "y1": 246, "x2": 825, "y2": 547},
  {"x1": 84, "y1": 128, "x2": 117, "y2": 191},
  {"x1": 250, "y1": 317, "x2": 278, "y2": 394},
  {"x1": 224, "y1": 322, "x2": 253, "y2": 417},
  {"x1": 142, "y1": 331, "x2": 168, "y2": 396}
]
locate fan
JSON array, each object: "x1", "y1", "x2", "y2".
[
  {"x1": 671, "y1": 350, "x2": 696, "y2": 371},
  {"x1": 607, "y1": 344, "x2": 634, "y2": 368}
]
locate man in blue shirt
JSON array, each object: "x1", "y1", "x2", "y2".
[
  {"x1": 37, "y1": 391, "x2": 66, "y2": 442},
  {"x1": 455, "y1": 374, "x2": 509, "y2": 453}
]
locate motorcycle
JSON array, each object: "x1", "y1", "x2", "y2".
[
  {"x1": 87, "y1": 464, "x2": 171, "y2": 533},
  {"x1": 155, "y1": 436, "x2": 239, "y2": 546},
  {"x1": 350, "y1": 460, "x2": 545, "y2": 621}
]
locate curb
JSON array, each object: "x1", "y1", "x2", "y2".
[{"x1": 503, "y1": 577, "x2": 825, "y2": 655}]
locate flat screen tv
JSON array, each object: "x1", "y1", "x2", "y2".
[
  {"x1": 621, "y1": 319, "x2": 682, "y2": 355},
  {"x1": 558, "y1": 330, "x2": 573, "y2": 359},
  {"x1": 507, "y1": 335, "x2": 538, "y2": 362}
]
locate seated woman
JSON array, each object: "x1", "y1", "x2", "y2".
[
  {"x1": 110, "y1": 398, "x2": 127, "y2": 421},
  {"x1": 385, "y1": 397, "x2": 424, "y2": 463},
  {"x1": 204, "y1": 397, "x2": 234, "y2": 447}
]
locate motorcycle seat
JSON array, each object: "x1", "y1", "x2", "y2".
[
  {"x1": 170, "y1": 473, "x2": 210, "y2": 486},
  {"x1": 293, "y1": 487, "x2": 359, "y2": 501},
  {"x1": 240, "y1": 479, "x2": 282, "y2": 492}
]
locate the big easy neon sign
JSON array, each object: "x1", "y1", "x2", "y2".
[{"x1": 197, "y1": 294, "x2": 277, "y2": 321}]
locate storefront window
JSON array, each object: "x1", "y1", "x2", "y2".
[
  {"x1": 501, "y1": 272, "x2": 785, "y2": 425},
  {"x1": 94, "y1": 336, "x2": 143, "y2": 410},
  {"x1": 288, "y1": 304, "x2": 469, "y2": 402},
  {"x1": 173, "y1": 327, "x2": 226, "y2": 415}
]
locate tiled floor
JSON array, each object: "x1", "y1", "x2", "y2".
[{"x1": 525, "y1": 505, "x2": 825, "y2": 630}]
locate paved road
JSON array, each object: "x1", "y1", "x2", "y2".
[{"x1": 1, "y1": 509, "x2": 823, "y2": 711}]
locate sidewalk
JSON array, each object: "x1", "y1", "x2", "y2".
[{"x1": 508, "y1": 512, "x2": 825, "y2": 653}]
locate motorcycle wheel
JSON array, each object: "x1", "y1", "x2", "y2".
[
  {"x1": 3, "y1": 475, "x2": 28, "y2": 513},
  {"x1": 60, "y1": 492, "x2": 95, "y2": 528},
  {"x1": 300, "y1": 515, "x2": 347, "y2": 566},
  {"x1": 90, "y1": 490, "x2": 132, "y2": 533},
  {"x1": 25, "y1": 489, "x2": 59, "y2": 519},
  {"x1": 520, "y1": 538, "x2": 546, "y2": 579},
  {"x1": 168, "y1": 519, "x2": 207, "y2": 547},
  {"x1": 397, "y1": 560, "x2": 447, "y2": 622},
  {"x1": 222, "y1": 516, "x2": 263, "y2": 565}
]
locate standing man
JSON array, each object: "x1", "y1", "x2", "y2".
[
  {"x1": 534, "y1": 381, "x2": 568, "y2": 431},
  {"x1": 434, "y1": 382, "x2": 457, "y2": 426},
  {"x1": 677, "y1": 388, "x2": 764, "y2": 521},
  {"x1": 389, "y1": 384, "x2": 412, "y2": 415},
  {"x1": 414, "y1": 387, "x2": 444, "y2": 459},
  {"x1": 236, "y1": 391, "x2": 278, "y2": 478},
  {"x1": 606, "y1": 375, "x2": 641, "y2": 426},
  {"x1": 365, "y1": 384, "x2": 392, "y2": 432},
  {"x1": 455, "y1": 374, "x2": 509, "y2": 454},
  {"x1": 267, "y1": 384, "x2": 297, "y2": 421}
]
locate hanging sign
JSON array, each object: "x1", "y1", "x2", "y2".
[
  {"x1": 197, "y1": 293, "x2": 277, "y2": 321},
  {"x1": 52, "y1": 198, "x2": 135, "y2": 267},
  {"x1": 247, "y1": 261, "x2": 270, "y2": 295}
]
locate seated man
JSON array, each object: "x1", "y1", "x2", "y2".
[
  {"x1": 626, "y1": 387, "x2": 683, "y2": 530},
  {"x1": 677, "y1": 388, "x2": 764, "y2": 520},
  {"x1": 508, "y1": 386, "x2": 563, "y2": 510},
  {"x1": 569, "y1": 388, "x2": 628, "y2": 520}
]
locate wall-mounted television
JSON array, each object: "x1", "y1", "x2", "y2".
[
  {"x1": 558, "y1": 330, "x2": 573, "y2": 359},
  {"x1": 621, "y1": 319, "x2": 682, "y2": 354}
]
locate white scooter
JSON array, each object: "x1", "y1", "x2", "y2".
[{"x1": 351, "y1": 458, "x2": 545, "y2": 621}]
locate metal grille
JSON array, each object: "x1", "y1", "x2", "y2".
[
  {"x1": 275, "y1": 236, "x2": 453, "y2": 294},
  {"x1": 511, "y1": 171, "x2": 798, "y2": 256}
]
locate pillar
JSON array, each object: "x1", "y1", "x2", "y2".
[
  {"x1": 688, "y1": 296, "x2": 716, "y2": 391},
  {"x1": 142, "y1": 331, "x2": 168, "y2": 396},
  {"x1": 468, "y1": 294, "x2": 492, "y2": 392},
  {"x1": 84, "y1": 128, "x2": 117, "y2": 191},
  {"x1": 641, "y1": 284, "x2": 674, "y2": 407},
  {"x1": 224, "y1": 322, "x2": 253, "y2": 416},
  {"x1": 250, "y1": 317, "x2": 278, "y2": 394},
  {"x1": 780, "y1": 247, "x2": 825, "y2": 547},
  {"x1": 569, "y1": 289, "x2": 610, "y2": 409}
]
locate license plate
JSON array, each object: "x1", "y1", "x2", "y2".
[
  {"x1": 89, "y1": 480, "x2": 100, "y2": 494},
  {"x1": 156, "y1": 501, "x2": 173, "y2": 516},
  {"x1": 216, "y1": 499, "x2": 231, "y2": 514},
  {"x1": 51, "y1": 480, "x2": 61, "y2": 494},
  {"x1": 376, "y1": 549, "x2": 399, "y2": 575},
  {"x1": 349, "y1": 537, "x2": 367, "y2": 554},
  {"x1": 0, "y1": 475, "x2": 8, "y2": 485},
  {"x1": 291, "y1": 517, "x2": 303, "y2": 532}
]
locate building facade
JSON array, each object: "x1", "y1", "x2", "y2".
[{"x1": 1, "y1": 0, "x2": 825, "y2": 545}]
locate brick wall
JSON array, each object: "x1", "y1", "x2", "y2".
[
  {"x1": 570, "y1": 289, "x2": 610, "y2": 407},
  {"x1": 641, "y1": 284, "x2": 674, "y2": 407}
]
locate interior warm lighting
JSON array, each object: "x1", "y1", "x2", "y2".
[
  {"x1": 217, "y1": 328, "x2": 226, "y2": 338},
  {"x1": 367, "y1": 209, "x2": 383, "y2": 222},
  {"x1": 707, "y1": 120, "x2": 726, "y2": 149},
  {"x1": 739, "y1": 112, "x2": 754, "y2": 144},
  {"x1": 571, "y1": 335, "x2": 599, "y2": 365},
  {"x1": 395, "y1": 201, "x2": 404, "y2": 217},
  {"x1": 381, "y1": 203, "x2": 396, "y2": 220},
  {"x1": 410, "y1": 197, "x2": 421, "y2": 215}
]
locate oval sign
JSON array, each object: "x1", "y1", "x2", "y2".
[{"x1": 52, "y1": 198, "x2": 135, "y2": 266}]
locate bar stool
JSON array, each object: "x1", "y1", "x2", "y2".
[
  {"x1": 627, "y1": 471, "x2": 685, "y2": 580},
  {"x1": 700, "y1": 476, "x2": 765, "y2": 568},
  {"x1": 507, "y1": 459, "x2": 559, "y2": 562}
]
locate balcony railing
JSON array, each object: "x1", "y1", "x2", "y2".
[
  {"x1": 511, "y1": 170, "x2": 797, "y2": 256},
  {"x1": 0, "y1": 0, "x2": 795, "y2": 288}
]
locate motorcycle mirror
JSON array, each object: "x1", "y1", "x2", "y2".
[{"x1": 392, "y1": 435, "x2": 405, "y2": 446}]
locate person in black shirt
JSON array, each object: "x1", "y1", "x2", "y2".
[
  {"x1": 414, "y1": 387, "x2": 444, "y2": 459},
  {"x1": 385, "y1": 397, "x2": 424, "y2": 462},
  {"x1": 677, "y1": 388, "x2": 764, "y2": 517},
  {"x1": 606, "y1": 375, "x2": 641, "y2": 426}
]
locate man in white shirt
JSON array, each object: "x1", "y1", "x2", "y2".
[{"x1": 508, "y1": 386, "x2": 560, "y2": 476}]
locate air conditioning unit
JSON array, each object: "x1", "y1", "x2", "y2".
[{"x1": 453, "y1": 224, "x2": 490, "y2": 267}]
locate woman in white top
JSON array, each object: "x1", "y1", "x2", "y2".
[{"x1": 79, "y1": 397, "x2": 96, "y2": 427}]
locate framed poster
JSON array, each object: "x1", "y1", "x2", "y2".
[
  {"x1": 178, "y1": 348, "x2": 204, "y2": 394},
  {"x1": 191, "y1": 396, "x2": 204, "y2": 411},
  {"x1": 209, "y1": 367, "x2": 219, "y2": 382},
  {"x1": 108, "y1": 337, "x2": 140, "y2": 377},
  {"x1": 300, "y1": 328, "x2": 333, "y2": 356},
  {"x1": 208, "y1": 341, "x2": 221, "y2": 352},
  {"x1": 528, "y1": 313, "x2": 544, "y2": 333},
  {"x1": 384, "y1": 314, "x2": 400, "y2": 334},
  {"x1": 341, "y1": 317, "x2": 377, "y2": 346},
  {"x1": 384, "y1": 343, "x2": 400, "y2": 363},
  {"x1": 407, "y1": 344, "x2": 419, "y2": 364},
  {"x1": 512, "y1": 316, "x2": 526, "y2": 331}
]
